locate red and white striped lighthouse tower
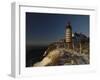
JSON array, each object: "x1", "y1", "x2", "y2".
[{"x1": 65, "y1": 22, "x2": 73, "y2": 49}]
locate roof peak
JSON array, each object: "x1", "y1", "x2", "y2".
[{"x1": 66, "y1": 21, "x2": 72, "y2": 29}]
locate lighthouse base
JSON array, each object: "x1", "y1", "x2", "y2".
[{"x1": 67, "y1": 42, "x2": 73, "y2": 49}]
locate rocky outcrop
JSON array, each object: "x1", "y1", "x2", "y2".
[{"x1": 33, "y1": 33, "x2": 89, "y2": 66}]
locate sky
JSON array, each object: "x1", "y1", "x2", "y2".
[{"x1": 26, "y1": 12, "x2": 89, "y2": 46}]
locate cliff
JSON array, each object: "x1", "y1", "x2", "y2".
[{"x1": 33, "y1": 32, "x2": 89, "y2": 66}]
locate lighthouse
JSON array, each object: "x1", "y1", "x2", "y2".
[{"x1": 65, "y1": 22, "x2": 73, "y2": 49}]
